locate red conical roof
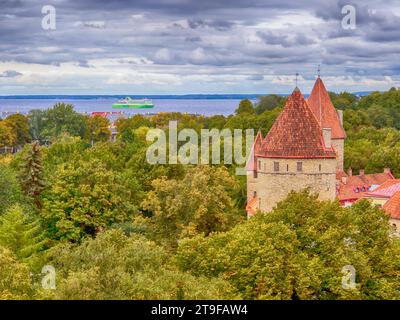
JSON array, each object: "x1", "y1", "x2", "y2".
[
  {"x1": 257, "y1": 88, "x2": 336, "y2": 159},
  {"x1": 307, "y1": 77, "x2": 346, "y2": 139}
]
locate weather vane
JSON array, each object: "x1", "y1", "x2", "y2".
[
  {"x1": 295, "y1": 72, "x2": 299, "y2": 87},
  {"x1": 318, "y1": 64, "x2": 321, "y2": 78}
]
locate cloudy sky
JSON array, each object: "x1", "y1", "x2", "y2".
[{"x1": 0, "y1": 0, "x2": 399, "y2": 95}]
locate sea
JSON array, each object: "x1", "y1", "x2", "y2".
[
  {"x1": 0, "y1": 94, "x2": 266, "y2": 117},
  {"x1": 0, "y1": 91, "x2": 371, "y2": 118}
]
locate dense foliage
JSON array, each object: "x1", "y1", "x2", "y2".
[{"x1": 0, "y1": 88, "x2": 399, "y2": 300}]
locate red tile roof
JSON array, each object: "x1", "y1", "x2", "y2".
[
  {"x1": 367, "y1": 178, "x2": 400, "y2": 193},
  {"x1": 365, "y1": 179, "x2": 400, "y2": 198},
  {"x1": 383, "y1": 191, "x2": 400, "y2": 219},
  {"x1": 307, "y1": 77, "x2": 346, "y2": 139},
  {"x1": 338, "y1": 171, "x2": 394, "y2": 202},
  {"x1": 336, "y1": 170, "x2": 348, "y2": 181},
  {"x1": 246, "y1": 131, "x2": 263, "y2": 171},
  {"x1": 246, "y1": 197, "x2": 258, "y2": 217},
  {"x1": 257, "y1": 88, "x2": 336, "y2": 159}
]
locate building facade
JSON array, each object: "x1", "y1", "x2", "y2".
[{"x1": 246, "y1": 84, "x2": 338, "y2": 214}]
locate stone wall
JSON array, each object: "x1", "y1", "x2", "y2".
[
  {"x1": 247, "y1": 157, "x2": 337, "y2": 213},
  {"x1": 332, "y1": 138, "x2": 344, "y2": 171}
]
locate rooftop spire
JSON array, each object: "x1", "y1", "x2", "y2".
[
  {"x1": 317, "y1": 64, "x2": 321, "y2": 78},
  {"x1": 257, "y1": 88, "x2": 336, "y2": 159},
  {"x1": 307, "y1": 77, "x2": 347, "y2": 139}
]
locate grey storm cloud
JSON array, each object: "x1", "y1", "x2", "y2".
[
  {"x1": 247, "y1": 75, "x2": 264, "y2": 81},
  {"x1": 0, "y1": 0, "x2": 399, "y2": 93},
  {"x1": 0, "y1": 70, "x2": 22, "y2": 78},
  {"x1": 257, "y1": 31, "x2": 316, "y2": 48},
  {"x1": 187, "y1": 19, "x2": 234, "y2": 31}
]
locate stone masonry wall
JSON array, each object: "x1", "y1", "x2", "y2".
[
  {"x1": 247, "y1": 157, "x2": 337, "y2": 213},
  {"x1": 332, "y1": 138, "x2": 344, "y2": 171}
]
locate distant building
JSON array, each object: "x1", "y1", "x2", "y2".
[
  {"x1": 246, "y1": 75, "x2": 394, "y2": 217},
  {"x1": 246, "y1": 85, "x2": 337, "y2": 215},
  {"x1": 337, "y1": 168, "x2": 394, "y2": 207},
  {"x1": 363, "y1": 179, "x2": 400, "y2": 232}
]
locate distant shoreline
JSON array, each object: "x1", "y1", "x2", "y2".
[{"x1": 0, "y1": 92, "x2": 373, "y2": 100}]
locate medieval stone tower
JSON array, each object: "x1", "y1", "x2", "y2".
[{"x1": 246, "y1": 78, "x2": 346, "y2": 215}]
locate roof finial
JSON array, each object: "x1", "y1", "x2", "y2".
[
  {"x1": 317, "y1": 64, "x2": 321, "y2": 78},
  {"x1": 295, "y1": 72, "x2": 299, "y2": 87}
]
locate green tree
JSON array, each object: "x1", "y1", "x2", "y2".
[
  {"x1": 329, "y1": 92, "x2": 357, "y2": 110},
  {"x1": 0, "y1": 246, "x2": 34, "y2": 299},
  {"x1": 255, "y1": 95, "x2": 286, "y2": 114},
  {"x1": 0, "y1": 163, "x2": 23, "y2": 214},
  {"x1": 40, "y1": 103, "x2": 88, "y2": 140},
  {"x1": 41, "y1": 159, "x2": 138, "y2": 242},
  {"x1": 4, "y1": 114, "x2": 31, "y2": 147},
  {"x1": 204, "y1": 115, "x2": 227, "y2": 130},
  {"x1": 115, "y1": 115, "x2": 152, "y2": 143},
  {"x1": 142, "y1": 166, "x2": 242, "y2": 248},
  {"x1": 0, "y1": 205, "x2": 47, "y2": 267},
  {"x1": 0, "y1": 120, "x2": 15, "y2": 148},
  {"x1": 19, "y1": 141, "x2": 45, "y2": 209},
  {"x1": 28, "y1": 109, "x2": 47, "y2": 143},
  {"x1": 176, "y1": 191, "x2": 400, "y2": 300},
  {"x1": 43, "y1": 229, "x2": 237, "y2": 300},
  {"x1": 235, "y1": 99, "x2": 255, "y2": 115},
  {"x1": 86, "y1": 115, "x2": 111, "y2": 144}
]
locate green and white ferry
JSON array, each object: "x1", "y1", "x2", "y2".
[{"x1": 112, "y1": 97, "x2": 154, "y2": 109}]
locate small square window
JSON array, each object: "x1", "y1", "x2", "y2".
[
  {"x1": 297, "y1": 162, "x2": 303, "y2": 172},
  {"x1": 274, "y1": 161, "x2": 280, "y2": 172}
]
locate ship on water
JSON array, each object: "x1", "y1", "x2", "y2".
[{"x1": 112, "y1": 97, "x2": 154, "y2": 109}]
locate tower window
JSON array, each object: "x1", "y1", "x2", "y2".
[
  {"x1": 297, "y1": 162, "x2": 303, "y2": 172},
  {"x1": 258, "y1": 160, "x2": 261, "y2": 170},
  {"x1": 319, "y1": 164, "x2": 322, "y2": 172},
  {"x1": 253, "y1": 191, "x2": 257, "y2": 197},
  {"x1": 287, "y1": 164, "x2": 289, "y2": 172},
  {"x1": 274, "y1": 161, "x2": 280, "y2": 172}
]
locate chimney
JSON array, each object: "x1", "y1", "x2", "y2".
[
  {"x1": 347, "y1": 167, "x2": 353, "y2": 176},
  {"x1": 322, "y1": 128, "x2": 332, "y2": 148},
  {"x1": 359, "y1": 169, "x2": 365, "y2": 176},
  {"x1": 337, "y1": 110, "x2": 344, "y2": 127},
  {"x1": 384, "y1": 168, "x2": 392, "y2": 175}
]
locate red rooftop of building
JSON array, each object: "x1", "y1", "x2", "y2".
[
  {"x1": 337, "y1": 168, "x2": 394, "y2": 205},
  {"x1": 307, "y1": 77, "x2": 346, "y2": 140},
  {"x1": 383, "y1": 191, "x2": 400, "y2": 220},
  {"x1": 256, "y1": 88, "x2": 336, "y2": 159}
]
